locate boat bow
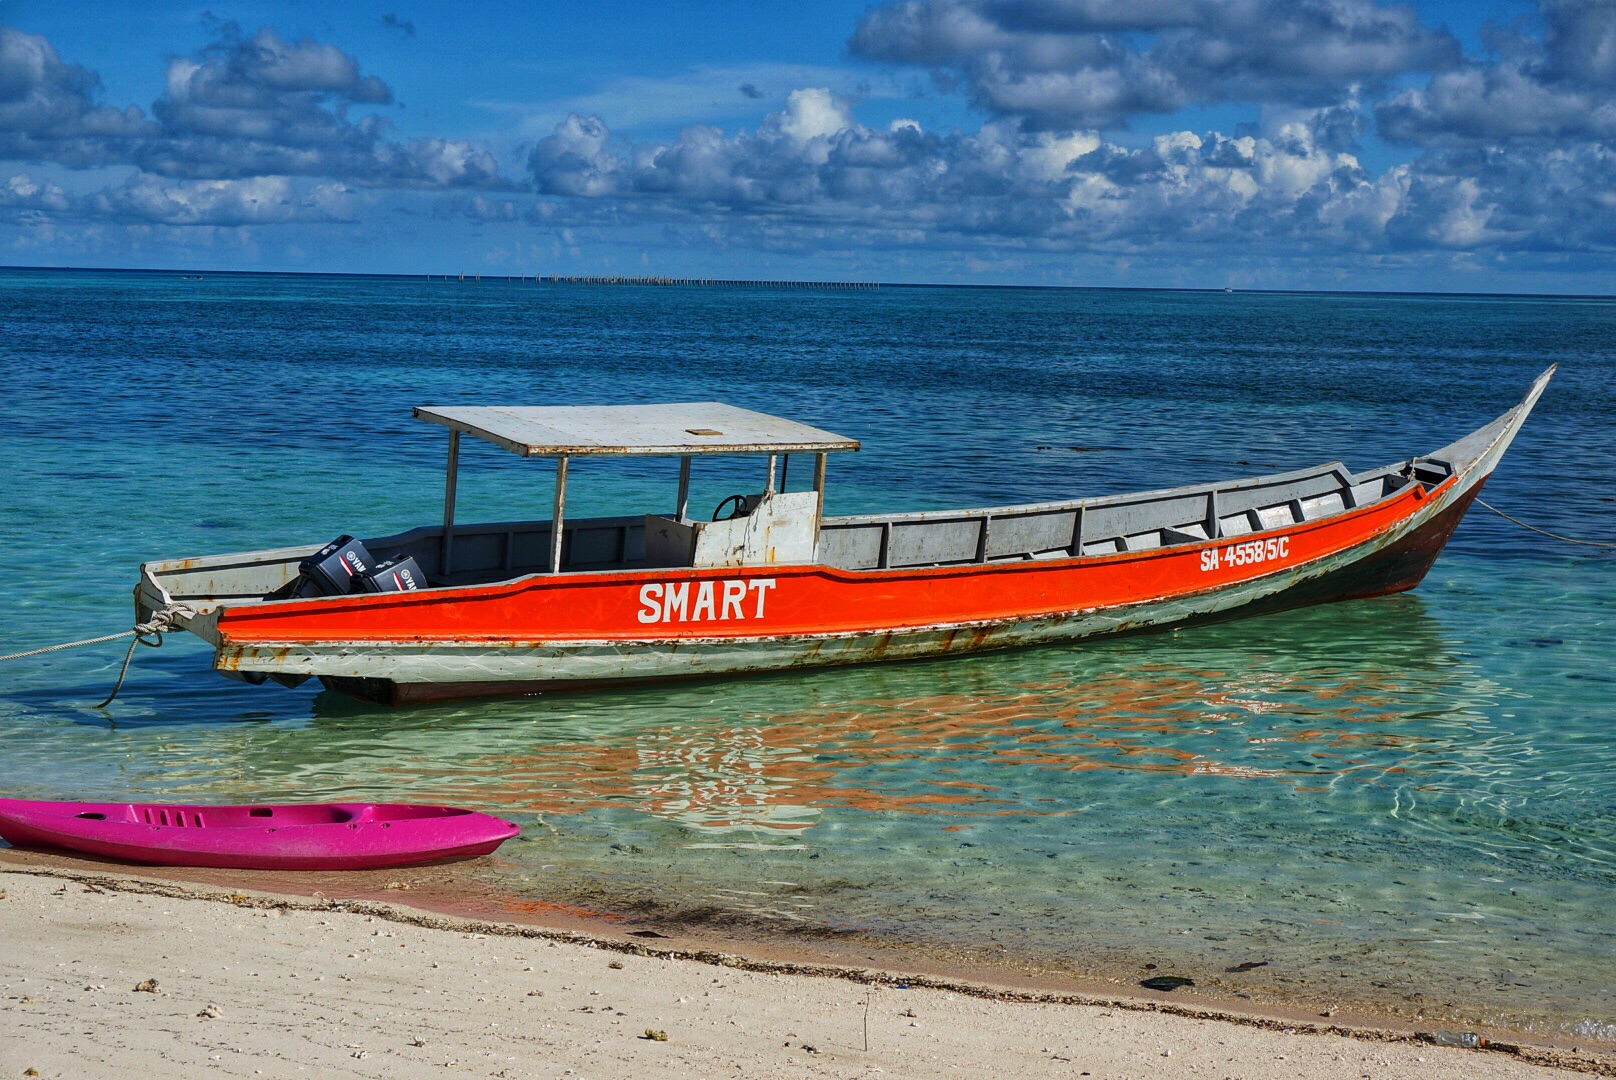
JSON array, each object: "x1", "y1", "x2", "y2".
[{"x1": 1424, "y1": 364, "x2": 1555, "y2": 486}]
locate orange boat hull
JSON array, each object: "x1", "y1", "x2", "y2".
[{"x1": 206, "y1": 475, "x2": 1463, "y2": 704}]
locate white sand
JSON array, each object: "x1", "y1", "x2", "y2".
[{"x1": 0, "y1": 869, "x2": 1603, "y2": 1079}]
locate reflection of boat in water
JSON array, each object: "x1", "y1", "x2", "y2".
[
  {"x1": 87, "y1": 593, "x2": 1486, "y2": 838},
  {"x1": 134, "y1": 370, "x2": 1552, "y2": 704},
  {"x1": 281, "y1": 597, "x2": 1495, "y2": 835}
]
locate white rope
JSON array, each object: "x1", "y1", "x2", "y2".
[
  {"x1": 0, "y1": 630, "x2": 137, "y2": 663},
  {"x1": 0, "y1": 607, "x2": 192, "y2": 665},
  {"x1": 0, "y1": 605, "x2": 196, "y2": 709}
]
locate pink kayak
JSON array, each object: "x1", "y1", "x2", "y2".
[{"x1": 0, "y1": 798, "x2": 520, "y2": 870}]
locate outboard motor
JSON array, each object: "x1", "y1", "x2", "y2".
[
  {"x1": 296, "y1": 535, "x2": 375, "y2": 597},
  {"x1": 355, "y1": 556, "x2": 424, "y2": 594},
  {"x1": 267, "y1": 536, "x2": 423, "y2": 608}
]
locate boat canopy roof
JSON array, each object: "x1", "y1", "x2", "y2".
[{"x1": 413, "y1": 402, "x2": 860, "y2": 458}]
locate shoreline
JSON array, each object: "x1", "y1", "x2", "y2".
[
  {"x1": 2, "y1": 856, "x2": 1610, "y2": 1077},
  {"x1": 9, "y1": 847, "x2": 1601, "y2": 1051}
]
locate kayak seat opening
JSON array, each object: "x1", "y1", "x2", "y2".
[
  {"x1": 365, "y1": 805, "x2": 469, "y2": 822},
  {"x1": 246, "y1": 805, "x2": 357, "y2": 825}
]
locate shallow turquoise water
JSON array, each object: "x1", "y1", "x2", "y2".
[{"x1": 1, "y1": 270, "x2": 1612, "y2": 1037}]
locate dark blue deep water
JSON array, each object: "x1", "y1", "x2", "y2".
[{"x1": 1, "y1": 270, "x2": 1612, "y2": 1038}]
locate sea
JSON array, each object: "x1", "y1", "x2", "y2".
[{"x1": 1, "y1": 268, "x2": 1612, "y2": 1042}]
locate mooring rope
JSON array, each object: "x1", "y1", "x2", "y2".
[
  {"x1": 94, "y1": 623, "x2": 168, "y2": 709},
  {"x1": 0, "y1": 605, "x2": 195, "y2": 708},
  {"x1": 1477, "y1": 499, "x2": 1616, "y2": 550},
  {"x1": 0, "y1": 630, "x2": 139, "y2": 663}
]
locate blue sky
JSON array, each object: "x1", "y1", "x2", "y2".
[{"x1": 1, "y1": 0, "x2": 1611, "y2": 291}]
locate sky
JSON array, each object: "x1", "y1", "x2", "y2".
[{"x1": 0, "y1": 0, "x2": 1613, "y2": 292}]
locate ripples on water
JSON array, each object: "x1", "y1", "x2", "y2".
[{"x1": 0, "y1": 271, "x2": 1612, "y2": 1037}]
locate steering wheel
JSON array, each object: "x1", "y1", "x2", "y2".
[{"x1": 711, "y1": 494, "x2": 751, "y2": 521}]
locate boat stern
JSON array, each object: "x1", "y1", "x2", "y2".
[{"x1": 134, "y1": 542, "x2": 327, "y2": 681}]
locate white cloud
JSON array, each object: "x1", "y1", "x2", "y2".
[
  {"x1": 850, "y1": 0, "x2": 1459, "y2": 128},
  {"x1": 83, "y1": 175, "x2": 359, "y2": 225},
  {"x1": 771, "y1": 88, "x2": 853, "y2": 149},
  {"x1": 1376, "y1": 0, "x2": 1616, "y2": 145},
  {"x1": 522, "y1": 91, "x2": 1616, "y2": 258},
  {"x1": 484, "y1": 64, "x2": 912, "y2": 139},
  {"x1": 0, "y1": 25, "x2": 511, "y2": 189},
  {"x1": 0, "y1": 172, "x2": 69, "y2": 211}
]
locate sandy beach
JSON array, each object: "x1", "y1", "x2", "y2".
[{"x1": 0, "y1": 866, "x2": 1606, "y2": 1080}]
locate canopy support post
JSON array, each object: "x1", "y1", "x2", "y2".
[
  {"x1": 765, "y1": 453, "x2": 778, "y2": 495},
  {"x1": 549, "y1": 455, "x2": 569, "y2": 574},
  {"x1": 812, "y1": 452, "x2": 827, "y2": 521},
  {"x1": 675, "y1": 455, "x2": 691, "y2": 521},
  {"x1": 441, "y1": 430, "x2": 460, "y2": 577}
]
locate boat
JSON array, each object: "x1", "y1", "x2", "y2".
[
  {"x1": 131, "y1": 369, "x2": 1555, "y2": 705},
  {"x1": 0, "y1": 799, "x2": 519, "y2": 869}
]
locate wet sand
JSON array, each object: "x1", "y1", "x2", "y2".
[
  {"x1": 4, "y1": 846, "x2": 1602, "y2": 1051},
  {"x1": 1, "y1": 859, "x2": 1609, "y2": 1078}
]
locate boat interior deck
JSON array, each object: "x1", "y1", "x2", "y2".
[
  {"x1": 139, "y1": 454, "x2": 1454, "y2": 610},
  {"x1": 817, "y1": 456, "x2": 1450, "y2": 570}
]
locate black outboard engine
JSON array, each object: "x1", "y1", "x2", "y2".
[
  {"x1": 354, "y1": 556, "x2": 424, "y2": 594},
  {"x1": 267, "y1": 535, "x2": 424, "y2": 608},
  {"x1": 295, "y1": 535, "x2": 375, "y2": 597}
]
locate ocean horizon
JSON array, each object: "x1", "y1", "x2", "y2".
[{"x1": 3, "y1": 262, "x2": 1614, "y2": 301}]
